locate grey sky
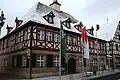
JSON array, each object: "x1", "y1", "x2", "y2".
[{"x1": 0, "y1": 0, "x2": 120, "y2": 37}]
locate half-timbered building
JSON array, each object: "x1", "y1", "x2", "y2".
[{"x1": 0, "y1": 0, "x2": 107, "y2": 78}]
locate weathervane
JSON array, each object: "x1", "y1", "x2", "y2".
[{"x1": 0, "y1": 10, "x2": 6, "y2": 37}]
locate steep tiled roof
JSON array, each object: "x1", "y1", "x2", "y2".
[
  {"x1": 22, "y1": 2, "x2": 78, "y2": 23},
  {"x1": 97, "y1": 21, "x2": 119, "y2": 41}
]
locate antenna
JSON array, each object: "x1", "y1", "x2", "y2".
[{"x1": 106, "y1": 16, "x2": 108, "y2": 24}]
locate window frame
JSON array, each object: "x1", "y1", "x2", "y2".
[
  {"x1": 53, "y1": 56, "x2": 59, "y2": 67},
  {"x1": 78, "y1": 57, "x2": 82, "y2": 67},
  {"x1": 36, "y1": 55, "x2": 45, "y2": 67}
]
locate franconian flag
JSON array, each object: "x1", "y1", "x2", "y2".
[
  {"x1": 82, "y1": 27, "x2": 89, "y2": 59},
  {"x1": 60, "y1": 21, "x2": 66, "y2": 68}
]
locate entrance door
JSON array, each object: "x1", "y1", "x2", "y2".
[{"x1": 68, "y1": 58, "x2": 76, "y2": 74}]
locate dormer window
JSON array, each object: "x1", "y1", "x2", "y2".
[
  {"x1": 74, "y1": 22, "x2": 83, "y2": 31},
  {"x1": 43, "y1": 11, "x2": 55, "y2": 24},
  {"x1": 63, "y1": 18, "x2": 71, "y2": 29}
]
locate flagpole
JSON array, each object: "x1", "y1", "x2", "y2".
[
  {"x1": 59, "y1": 21, "x2": 62, "y2": 80},
  {"x1": 82, "y1": 43, "x2": 84, "y2": 80},
  {"x1": 96, "y1": 24, "x2": 99, "y2": 75}
]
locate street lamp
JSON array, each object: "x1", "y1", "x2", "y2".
[{"x1": 109, "y1": 40, "x2": 114, "y2": 72}]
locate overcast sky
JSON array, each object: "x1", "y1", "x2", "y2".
[{"x1": 0, "y1": 0, "x2": 120, "y2": 37}]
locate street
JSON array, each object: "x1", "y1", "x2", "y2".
[
  {"x1": 91, "y1": 72, "x2": 120, "y2": 80},
  {"x1": 0, "y1": 71, "x2": 120, "y2": 80}
]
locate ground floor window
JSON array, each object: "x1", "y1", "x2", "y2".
[
  {"x1": 53, "y1": 56, "x2": 59, "y2": 67},
  {"x1": 78, "y1": 57, "x2": 82, "y2": 67},
  {"x1": 36, "y1": 55, "x2": 45, "y2": 67},
  {"x1": 13, "y1": 56, "x2": 17, "y2": 67},
  {"x1": 4, "y1": 58, "x2": 8, "y2": 67},
  {"x1": 22, "y1": 55, "x2": 27, "y2": 67},
  {"x1": 12, "y1": 55, "x2": 22, "y2": 68},
  {"x1": 90, "y1": 58, "x2": 97, "y2": 67}
]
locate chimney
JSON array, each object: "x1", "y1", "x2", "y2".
[
  {"x1": 50, "y1": 0, "x2": 61, "y2": 11},
  {"x1": 6, "y1": 25, "x2": 13, "y2": 34},
  {"x1": 15, "y1": 17, "x2": 23, "y2": 28}
]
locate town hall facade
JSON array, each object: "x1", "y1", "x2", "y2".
[{"x1": 0, "y1": 0, "x2": 120, "y2": 79}]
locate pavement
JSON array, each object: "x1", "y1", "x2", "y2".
[
  {"x1": 32, "y1": 69, "x2": 120, "y2": 80},
  {"x1": 0, "y1": 69, "x2": 120, "y2": 80}
]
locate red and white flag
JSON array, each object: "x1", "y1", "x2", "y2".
[{"x1": 82, "y1": 27, "x2": 89, "y2": 59}]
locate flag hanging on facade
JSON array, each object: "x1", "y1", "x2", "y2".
[
  {"x1": 82, "y1": 27, "x2": 89, "y2": 59},
  {"x1": 60, "y1": 21, "x2": 66, "y2": 68}
]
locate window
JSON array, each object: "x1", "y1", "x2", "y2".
[
  {"x1": 67, "y1": 36, "x2": 72, "y2": 45},
  {"x1": 13, "y1": 56, "x2": 17, "y2": 67},
  {"x1": 4, "y1": 58, "x2": 8, "y2": 67},
  {"x1": 62, "y1": 18, "x2": 71, "y2": 29},
  {"x1": 53, "y1": 56, "x2": 59, "y2": 67},
  {"x1": 73, "y1": 37, "x2": 78, "y2": 45},
  {"x1": 119, "y1": 35, "x2": 120, "y2": 40},
  {"x1": 116, "y1": 44, "x2": 118, "y2": 50},
  {"x1": 78, "y1": 57, "x2": 82, "y2": 67},
  {"x1": 22, "y1": 55, "x2": 27, "y2": 67},
  {"x1": 36, "y1": 55, "x2": 45, "y2": 67},
  {"x1": 91, "y1": 41, "x2": 94, "y2": 48},
  {"x1": 43, "y1": 11, "x2": 55, "y2": 24},
  {"x1": 54, "y1": 33, "x2": 59, "y2": 42},
  {"x1": 119, "y1": 25, "x2": 120, "y2": 30},
  {"x1": 66, "y1": 22, "x2": 70, "y2": 28},
  {"x1": 23, "y1": 29, "x2": 28, "y2": 41},
  {"x1": 38, "y1": 29, "x2": 45, "y2": 40},
  {"x1": 90, "y1": 58, "x2": 97, "y2": 67},
  {"x1": 48, "y1": 16, "x2": 53, "y2": 23},
  {"x1": 77, "y1": 36, "x2": 81, "y2": 46},
  {"x1": 46, "y1": 31, "x2": 53, "y2": 41}
]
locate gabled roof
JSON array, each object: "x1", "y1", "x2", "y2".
[
  {"x1": 22, "y1": 2, "x2": 78, "y2": 23},
  {"x1": 0, "y1": 2, "x2": 101, "y2": 40},
  {"x1": 97, "y1": 21, "x2": 119, "y2": 41}
]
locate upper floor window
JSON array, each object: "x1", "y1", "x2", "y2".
[
  {"x1": 119, "y1": 25, "x2": 120, "y2": 30},
  {"x1": 23, "y1": 29, "x2": 28, "y2": 41},
  {"x1": 38, "y1": 29, "x2": 45, "y2": 40},
  {"x1": 63, "y1": 18, "x2": 71, "y2": 29},
  {"x1": 74, "y1": 22, "x2": 83, "y2": 31},
  {"x1": 73, "y1": 37, "x2": 78, "y2": 45},
  {"x1": 116, "y1": 44, "x2": 118, "y2": 50},
  {"x1": 67, "y1": 36, "x2": 72, "y2": 45},
  {"x1": 119, "y1": 35, "x2": 120, "y2": 40},
  {"x1": 54, "y1": 33, "x2": 59, "y2": 42},
  {"x1": 46, "y1": 31, "x2": 53, "y2": 41},
  {"x1": 43, "y1": 11, "x2": 55, "y2": 24}
]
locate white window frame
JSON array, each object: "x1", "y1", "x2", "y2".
[
  {"x1": 40, "y1": 30, "x2": 44, "y2": 40},
  {"x1": 46, "y1": 31, "x2": 52, "y2": 41},
  {"x1": 78, "y1": 57, "x2": 82, "y2": 67},
  {"x1": 54, "y1": 33, "x2": 59, "y2": 42},
  {"x1": 90, "y1": 58, "x2": 97, "y2": 67},
  {"x1": 22, "y1": 55, "x2": 27, "y2": 67},
  {"x1": 53, "y1": 56, "x2": 59, "y2": 67},
  {"x1": 73, "y1": 37, "x2": 77, "y2": 45},
  {"x1": 36, "y1": 55, "x2": 45, "y2": 67},
  {"x1": 48, "y1": 16, "x2": 53, "y2": 23}
]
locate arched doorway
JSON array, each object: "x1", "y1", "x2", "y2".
[{"x1": 68, "y1": 58, "x2": 76, "y2": 74}]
